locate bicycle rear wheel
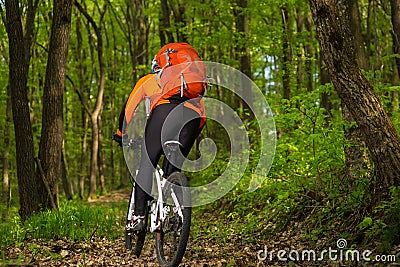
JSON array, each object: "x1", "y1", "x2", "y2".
[
  {"x1": 155, "y1": 172, "x2": 191, "y2": 267},
  {"x1": 125, "y1": 186, "x2": 148, "y2": 258}
]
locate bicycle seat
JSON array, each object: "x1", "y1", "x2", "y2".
[
  {"x1": 163, "y1": 140, "x2": 182, "y2": 156},
  {"x1": 163, "y1": 140, "x2": 182, "y2": 147}
]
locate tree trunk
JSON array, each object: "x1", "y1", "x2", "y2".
[
  {"x1": 281, "y1": 5, "x2": 291, "y2": 100},
  {"x1": 61, "y1": 141, "x2": 73, "y2": 200},
  {"x1": 234, "y1": 0, "x2": 252, "y2": 79},
  {"x1": 160, "y1": 0, "x2": 174, "y2": 45},
  {"x1": 2, "y1": 85, "x2": 12, "y2": 221},
  {"x1": 74, "y1": 1, "x2": 107, "y2": 200},
  {"x1": 341, "y1": 0, "x2": 372, "y2": 181},
  {"x1": 304, "y1": 14, "x2": 315, "y2": 92},
  {"x1": 309, "y1": 0, "x2": 400, "y2": 199},
  {"x1": 74, "y1": 9, "x2": 88, "y2": 199},
  {"x1": 98, "y1": 116, "x2": 106, "y2": 194},
  {"x1": 170, "y1": 1, "x2": 188, "y2": 42},
  {"x1": 342, "y1": 104, "x2": 372, "y2": 180},
  {"x1": 350, "y1": 0, "x2": 368, "y2": 70},
  {"x1": 391, "y1": 0, "x2": 400, "y2": 78},
  {"x1": 233, "y1": 0, "x2": 253, "y2": 121},
  {"x1": 5, "y1": 0, "x2": 40, "y2": 221},
  {"x1": 390, "y1": 0, "x2": 400, "y2": 112},
  {"x1": 79, "y1": 115, "x2": 89, "y2": 199},
  {"x1": 295, "y1": 8, "x2": 314, "y2": 92},
  {"x1": 37, "y1": 0, "x2": 73, "y2": 210},
  {"x1": 319, "y1": 57, "x2": 333, "y2": 118},
  {"x1": 135, "y1": 0, "x2": 148, "y2": 67},
  {"x1": 89, "y1": 114, "x2": 100, "y2": 199}
]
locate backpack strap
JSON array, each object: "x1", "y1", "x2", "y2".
[
  {"x1": 163, "y1": 48, "x2": 178, "y2": 67},
  {"x1": 180, "y1": 73, "x2": 187, "y2": 97}
]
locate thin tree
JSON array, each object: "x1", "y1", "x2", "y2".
[
  {"x1": 280, "y1": 4, "x2": 291, "y2": 100},
  {"x1": 74, "y1": 1, "x2": 107, "y2": 200},
  {"x1": 160, "y1": 0, "x2": 174, "y2": 45},
  {"x1": 390, "y1": 0, "x2": 400, "y2": 112},
  {"x1": 309, "y1": 0, "x2": 400, "y2": 199}
]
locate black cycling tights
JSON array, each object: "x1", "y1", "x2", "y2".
[{"x1": 134, "y1": 103, "x2": 200, "y2": 216}]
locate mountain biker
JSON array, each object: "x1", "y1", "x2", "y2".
[{"x1": 113, "y1": 43, "x2": 206, "y2": 231}]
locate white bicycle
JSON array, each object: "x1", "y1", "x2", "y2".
[{"x1": 116, "y1": 135, "x2": 191, "y2": 267}]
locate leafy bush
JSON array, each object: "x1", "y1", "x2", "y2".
[{"x1": 358, "y1": 186, "x2": 400, "y2": 253}]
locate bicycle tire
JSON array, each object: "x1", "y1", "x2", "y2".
[
  {"x1": 155, "y1": 172, "x2": 191, "y2": 267},
  {"x1": 125, "y1": 187, "x2": 148, "y2": 258}
]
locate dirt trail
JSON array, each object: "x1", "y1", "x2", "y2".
[
  {"x1": 7, "y1": 189, "x2": 391, "y2": 266},
  {"x1": 3, "y1": 190, "x2": 260, "y2": 266}
]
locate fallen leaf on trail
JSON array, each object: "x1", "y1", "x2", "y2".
[{"x1": 60, "y1": 249, "x2": 69, "y2": 257}]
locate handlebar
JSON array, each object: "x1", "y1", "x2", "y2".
[{"x1": 112, "y1": 132, "x2": 142, "y2": 150}]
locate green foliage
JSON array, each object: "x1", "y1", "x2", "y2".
[
  {"x1": 0, "y1": 201, "x2": 124, "y2": 247},
  {"x1": 2, "y1": 0, "x2": 400, "y2": 260},
  {"x1": 190, "y1": 84, "x2": 384, "y2": 252},
  {"x1": 358, "y1": 186, "x2": 400, "y2": 253},
  {"x1": 272, "y1": 88, "x2": 345, "y2": 189}
]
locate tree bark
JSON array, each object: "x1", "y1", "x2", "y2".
[
  {"x1": 2, "y1": 85, "x2": 12, "y2": 221},
  {"x1": 98, "y1": 116, "x2": 106, "y2": 194},
  {"x1": 319, "y1": 56, "x2": 333, "y2": 118},
  {"x1": 61, "y1": 141, "x2": 73, "y2": 200},
  {"x1": 73, "y1": 9, "x2": 89, "y2": 199},
  {"x1": 390, "y1": 0, "x2": 400, "y2": 112},
  {"x1": 160, "y1": 0, "x2": 174, "y2": 45},
  {"x1": 281, "y1": 5, "x2": 291, "y2": 100},
  {"x1": 350, "y1": 0, "x2": 368, "y2": 70},
  {"x1": 295, "y1": 8, "x2": 314, "y2": 92},
  {"x1": 37, "y1": 0, "x2": 73, "y2": 210},
  {"x1": 310, "y1": 0, "x2": 400, "y2": 199},
  {"x1": 391, "y1": 0, "x2": 400, "y2": 78},
  {"x1": 170, "y1": 1, "x2": 188, "y2": 42},
  {"x1": 233, "y1": 0, "x2": 254, "y2": 121},
  {"x1": 342, "y1": 0, "x2": 372, "y2": 181},
  {"x1": 5, "y1": 0, "x2": 40, "y2": 221}
]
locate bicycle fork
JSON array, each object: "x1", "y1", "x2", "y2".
[{"x1": 150, "y1": 168, "x2": 168, "y2": 232}]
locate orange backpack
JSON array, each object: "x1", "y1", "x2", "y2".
[{"x1": 153, "y1": 42, "x2": 207, "y2": 100}]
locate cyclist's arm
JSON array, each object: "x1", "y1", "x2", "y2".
[
  {"x1": 117, "y1": 99, "x2": 128, "y2": 137},
  {"x1": 116, "y1": 74, "x2": 156, "y2": 137}
]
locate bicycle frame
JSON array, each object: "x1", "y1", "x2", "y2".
[
  {"x1": 121, "y1": 135, "x2": 191, "y2": 265},
  {"x1": 127, "y1": 140, "x2": 184, "y2": 234},
  {"x1": 149, "y1": 166, "x2": 168, "y2": 232}
]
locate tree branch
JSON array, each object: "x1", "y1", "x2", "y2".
[{"x1": 66, "y1": 74, "x2": 92, "y2": 116}]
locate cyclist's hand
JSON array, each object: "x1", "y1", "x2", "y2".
[{"x1": 112, "y1": 132, "x2": 123, "y2": 147}]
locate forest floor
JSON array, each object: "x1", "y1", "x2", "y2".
[
  {"x1": 2, "y1": 190, "x2": 265, "y2": 266},
  {"x1": 3, "y1": 190, "x2": 399, "y2": 266}
]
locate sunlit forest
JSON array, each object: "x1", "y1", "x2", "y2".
[{"x1": 1, "y1": 0, "x2": 400, "y2": 265}]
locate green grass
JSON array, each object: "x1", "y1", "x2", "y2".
[{"x1": 0, "y1": 200, "x2": 125, "y2": 248}]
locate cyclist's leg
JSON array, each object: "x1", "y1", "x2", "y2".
[
  {"x1": 161, "y1": 105, "x2": 201, "y2": 177},
  {"x1": 134, "y1": 103, "x2": 179, "y2": 216}
]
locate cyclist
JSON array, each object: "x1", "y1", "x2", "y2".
[{"x1": 113, "y1": 43, "x2": 206, "y2": 231}]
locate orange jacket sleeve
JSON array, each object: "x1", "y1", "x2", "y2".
[{"x1": 124, "y1": 74, "x2": 159, "y2": 125}]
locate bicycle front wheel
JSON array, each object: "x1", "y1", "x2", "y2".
[{"x1": 155, "y1": 172, "x2": 191, "y2": 267}]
